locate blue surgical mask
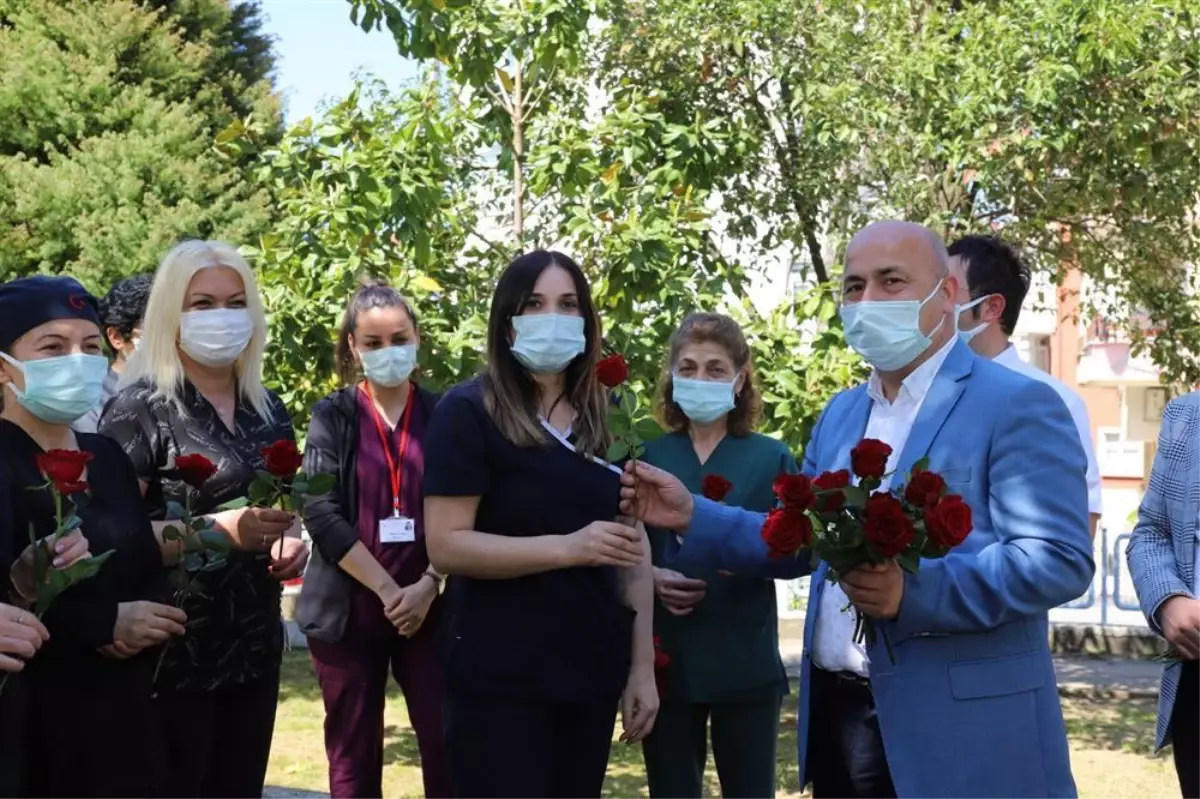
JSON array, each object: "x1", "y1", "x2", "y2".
[
  {"x1": 839, "y1": 279, "x2": 948, "y2": 371},
  {"x1": 511, "y1": 314, "x2": 586, "y2": 374},
  {"x1": 360, "y1": 344, "x2": 417, "y2": 388},
  {"x1": 0, "y1": 352, "x2": 110, "y2": 424},
  {"x1": 673, "y1": 375, "x2": 737, "y2": 424},
  {"x1": 955, "y1": 294, "x2": 992, "y2": 346}
]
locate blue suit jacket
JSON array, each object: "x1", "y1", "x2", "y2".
[
  {"x1": 672, "y1": 339, "x2": 1094, "y2": 798},
  {"x1": 1127, "y1": 391, "x2": 1200, "y2": 750}
]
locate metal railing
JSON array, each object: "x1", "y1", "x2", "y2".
[{"x1": 777, "y1": 526, "x2": 1152, "y2": 628}]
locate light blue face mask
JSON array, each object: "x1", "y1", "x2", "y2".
[
  {"x1": 510, "y1": 313, "x2": 586, "y2": 374},
  {"x1": 955, "y1": 294, "x2": 992, "y2": 347},
  {"x1": 839, "y1": 278, "x2": 948, "y2": 371},
  {"x1": 360, "y1": 344, "x2": 418, "y2": 388},
  {"x1": 0, "y1": 352, "x2": 110, "y2": 424},
  {"x1": 673, "y1": 375, "x2": 737, "y2": 424}
]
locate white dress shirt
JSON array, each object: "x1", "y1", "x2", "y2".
[
  {"x1": 993, "y1": 345, "x2": 1102, "y2": 516},
  {"x1": 810, "y1": 336, "x2": 958, "y2": 676}
]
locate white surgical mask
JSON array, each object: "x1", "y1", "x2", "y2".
[
  {"x1": 839, "y1": 279, "x2": 947, "y2": 371},
  {"x1": 0, "y1": 352, "x2": 110, "y2": 424},
  {"x1": 955, "y1": 294, "x2": 992, "y2": 346},
  {"x1": 179, "y1": 308, "x2": 253, "y2": 367},
  {"x1": 672, "y1": 375, "x2": 737, "y2": 424},
  {"x1": 510, "y1": 314, "x2": 586, "y2": 374},
  {"x1": 360, "y1": 344, "x2": 418, "y2": 388}
]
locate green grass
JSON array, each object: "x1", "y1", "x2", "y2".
[{"x1": 267, "y1": 653, "x2": 1177, "y2": 798}]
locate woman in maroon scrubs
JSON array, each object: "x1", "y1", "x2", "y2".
[{"x1": 296, "y1": 281, "x2": 449, "y2": 799}]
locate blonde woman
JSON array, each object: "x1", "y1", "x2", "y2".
[{"x1": 99, "y1": 240, "x2": 309, "y2": 799}]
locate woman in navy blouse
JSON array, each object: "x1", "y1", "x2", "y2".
[{"x1": 423, "y1": 250, "x2": 659, "y2": 798}]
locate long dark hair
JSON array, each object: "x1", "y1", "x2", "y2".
[
  {"x1": 334, "y1": 280, "x2": 420, "y2": 385},
  {"x1": 658, "y1": 312, "x2": 762, "y2": 436},
  {"x1": 482, "y1": 250, "x2": 609, "y2": 456}
]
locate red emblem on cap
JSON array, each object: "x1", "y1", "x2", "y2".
[{"x1": 68, "y1": 295, "x2": 86, "y2": 310}]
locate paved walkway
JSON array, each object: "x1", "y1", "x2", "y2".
[{"x1": 779, "y1": 642, "x2": 1162, "y2": 698}]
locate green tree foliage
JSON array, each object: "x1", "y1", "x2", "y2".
[
  {"x1": 0, "y1": 0, "x2": 281, "y2": 290},
  {"x1": 248, "y1": 0, "x2": 1195, "y2": 439},
  {"x1": 600, "y1": 0, "x2": 1200, "y2": 382}
]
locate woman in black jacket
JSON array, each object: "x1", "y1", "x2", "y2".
[{"x1": 297, "y1": 281, "x2": 449, "y2": 799}]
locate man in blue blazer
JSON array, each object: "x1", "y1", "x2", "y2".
[
  {"x1": 1128, "y1": 391, "x2": 1199, "y2": 799},
  {"x1": 621, "y1": 221, "x2": 1094, "y2": 798}
]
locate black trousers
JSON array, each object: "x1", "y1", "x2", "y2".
[
  {"x1": 641, "y1": 695, "x2": 782, "y2": 798},
  {"x1": 158, "y1": 671, "x2": 282, "y2": 798},
  {"x1": 444, "y1": 688, "x2": 617, "y2": 798},
  {"x1": 806, "y1": 666, "x2": 897, "y2": 799},
  {"x1": 1173, "y1": 660, "x2": 1199, "y2": 799},
  {"x1": 27, "y1": 658, "x2": 167, "y2": 798}
]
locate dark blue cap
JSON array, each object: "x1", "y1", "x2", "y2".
[{"x1": 0, "y1": 275, "x2": 101, "y2": 353}]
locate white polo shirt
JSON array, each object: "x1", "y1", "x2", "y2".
[{"x1": 994, "y1": 345, "x2": 1102, "y2": 515}]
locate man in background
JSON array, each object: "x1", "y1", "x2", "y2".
[
  {"x1": 72, "y1": 272, "x2": 153, "y2": 434},
  {"x1": 949, "y1": 235, "x2": 1103, "y2": 540}
]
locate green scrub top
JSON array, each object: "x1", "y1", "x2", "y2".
[{"x1": 644, "y1": 430, "x2": 797, "y2": 704}]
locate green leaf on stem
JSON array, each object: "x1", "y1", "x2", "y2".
[
  {"x1": 162, "y1": 524, "x2": 183, "y2": 542},
  {"x1": 840, "y1": 485, "x2": 867, "y2": 508},
  {"x1": 165, "y1": 501, "x2": 187, "y2": 521},
  {"x1": 911, "y1": 456, "x2": 930, "y2": 473},
  {"x1": 607, "y1": 412, "x2": 629, "y2": 437},
  {"x1": 292, "y1": 481, "x2": 309, "y2": 495},
  {"x1": 305, "y1": 473, "x2": 335, "y2": 495},
  {"x1": 169, "y1": 569, "x2": 190, "y2": 591},
  {"x1": 61, "y1": 515, "x2": 83, "y2": 533},
  {"x1": 201, "y1": 556, "x2": 227, "y2": 573},
  {"x1": 217, "y1": 497, "x2": 249, "y2": 511},
  {"x1": 635, "y1": 418, "x2": 664, "y2": 442},
  {"x1": 607, "y1": 440, "x2": 630, "y2": 462},
  {"x1": 248, "y1": 479, "x2": 274, "y2": 506},
  {"x1": 896, "y1": 549, "x2": 921, "y2": 574},
  {"x1": 198, "y1": 529, "x2": 231, "y2": 553}
]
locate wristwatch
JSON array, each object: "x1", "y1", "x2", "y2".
[{"x1": 422, "y1": 569, "x2": 445, "y2": 593}]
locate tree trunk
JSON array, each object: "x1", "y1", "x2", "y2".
[{"x1": 512, "y1": 61, "x2": 525, "y2": 243}]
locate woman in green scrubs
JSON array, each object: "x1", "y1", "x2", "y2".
[{"x1": 640, "y1": 312, "x2": 794, "y2": 799}]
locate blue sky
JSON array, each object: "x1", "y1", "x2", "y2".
[{"x1": 259, "y1": 0, "x2": 418, "y2": 124}]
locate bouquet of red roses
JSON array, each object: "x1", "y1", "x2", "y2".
[{"x1": 761, "y1": 438, "x2": 973, "y2": 661}]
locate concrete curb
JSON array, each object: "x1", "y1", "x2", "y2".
[
  {"x1": 287, "y1": 619, "x2": 1161, "y2": 700},
  {"x1": 1056, "y1": 682, "x2": 1158, "y2": 700}
]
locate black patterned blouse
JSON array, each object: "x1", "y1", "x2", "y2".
[{"x1": 99, "y1": 378, "x2": 295, "y2": 694}]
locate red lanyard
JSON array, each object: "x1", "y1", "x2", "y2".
[{"x1": 363, "y1": 383, "x2": 414, "y2": 517}]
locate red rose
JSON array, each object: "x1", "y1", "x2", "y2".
[
  {"x1": 862, "y1": 492, "x2": 915, "y2": 558},
  {"x1": 174, "y1": 453, "x2": 219, "y2": 489},
  {"x1": 595, "y1": 354, "x2": 629, "y2": 388},
  {"x1": 813, "y1": 469, "x2": 851, "y2": 512},
  {"x1": 773, "y1": 473, "x2": 815, "y2": 511},
  {"x1": 925, "y1": 494, "x2": 973, "y2": 549},
  {"x1": 53, "y1": 480, "x2": 89, "y2": 495},
  {"x1": 653, "y1": 635, "x2": 671, "y2": 669},
  {"x1": 36, "y1": 449, "x2": 93, "y2": 485},
  {"x1": 904, "y1": 468, "x2": 946, "y2": 508},
  {"x1": 850, "y1": 438, "x2": 892, "y2": 481},
  {"x1": 760, "y1": 507, "x2": 813, "y2": 557},
  {"x1": 701, "y1": 474, "x2": 733, "y2": 502},
  {"x1": 653, "y1": 635, "x2": 670, "y2": 699},
  {"x1": 261, "y1": 440, "x2": 303, "y2": 478}
]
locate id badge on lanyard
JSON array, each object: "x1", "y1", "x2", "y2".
[{"x1": 367, "y1": 385, "x2": 417, "y2": 544}]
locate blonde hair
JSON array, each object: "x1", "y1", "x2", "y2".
[{"x1": 121, "y1": 240, "x2": 272, "y2": 420}]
